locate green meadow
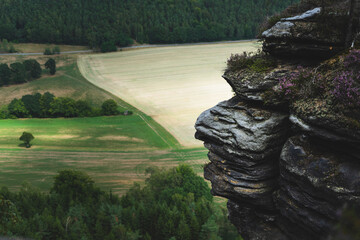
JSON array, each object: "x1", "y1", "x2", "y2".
[
  {"x1": 0, "y1": 52, "x2": 209, "y2": 195},
  {"x1": 0, "y1": 42, "x2": 257, "y2": 196},
  {"x1": 0, "y1": 115, "x2": 207, "y2": 195}
]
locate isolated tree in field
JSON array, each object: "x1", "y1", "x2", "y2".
[
  {"x1": 45, "y1": 58, "x2": 56, "y2": 75},
  {"x1": 23, "y1": 59, "x2": 42, "y2": 80},
  {"x1": 101, "y1": 99, "x2": 119, "y2": 115},
  {"x1": 19, "y1": 132, "x2": 35, "y2": 148}
]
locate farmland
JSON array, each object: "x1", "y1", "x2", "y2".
[
  {"x1": 78, "y1": 41, "x2": 259, "y2": 147},
  {"x1": 0, "y1": 112, "x2": 206, "y2": 195},
  {"x1": 0, "y1": 41, "x2": 258, "y2": 195},
  {"x1": 0, "y1": 55, "x2": 118, "y2": 107}
]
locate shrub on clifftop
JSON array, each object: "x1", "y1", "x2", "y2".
[{"x1": 226, "y1": 50, "x2": 277, "y2": 73}]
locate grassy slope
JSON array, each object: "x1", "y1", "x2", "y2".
[
  {"x1": 0, "y1": 114, "x2": 202, "y2": 195},
  {"x1": 0, "y1": 52, "x2": 203, "y2": 195},
  {"x1": 0, "y1": 116, "x2": 173, "y2": 150},
  {"x1": 0, "y1": 55, "x2": 121, "y2": 107}
]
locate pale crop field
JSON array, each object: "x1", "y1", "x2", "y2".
[{"x1": 78, "y1": 41, "x2": 259, "y2": 147}]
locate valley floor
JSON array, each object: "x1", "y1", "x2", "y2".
[{"x1": 0, "y1": 41, "x2": 257, "y2": 195}]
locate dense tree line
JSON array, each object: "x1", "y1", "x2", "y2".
[
  {"x1": 0, "y1": 59, "x2": 42, "y2": 86},
  {"x1": 0, "y1": 93, "x2": 126, "y2": 119},
  {"x1": 0, "y1": 0, "x2": 299, "y2": 48},
  {"x1": 0, "y1": 165, "x2": 241, "y2": 240}
]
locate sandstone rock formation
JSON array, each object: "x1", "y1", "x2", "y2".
[
  {"x1": 262, "y1": 7, "x2": 348, "y2": 59},
  {"x1": 195, "y1": 3, "x2": 360, "y2": 240}
]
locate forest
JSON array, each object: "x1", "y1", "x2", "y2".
[
  {"x1": 0, "y1": 0, "x2": 299, "y2": 48},
  {"x1": 0, "y1": 165, "x2": 241, "y2": 240}
]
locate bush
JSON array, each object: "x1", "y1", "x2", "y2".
[
  {"x1": 51, "y1": 170, "x2": 102, "y2": 207},
  {"x1": 0, "y1": 195, "x2": 18, "y2": 235},
  {"x1": 40, "y1": 92, "x2": 55, "y2": 117},
  {"x1": 100, "y1": 41, "x2": 117, "y2": 53},
  {"x1": 226, "y1": 50, "x2": 277, "y2": 73},
  {"x1": 0, "y1": 63, "x2": 11, "y2": 86},
  {"x1": 44, "y1": 48, "x2": 53, "y2": 55},
  {"x1": 75, "y1": 100, "x2": 94, "y2": 117},
  {"x1": 23, "y1": 59, "x2": 42, "y2": 79},
  {"x1": 0, "y1": 106, "x2": 9, "y2": 119},
  {"x1": 45, "y1": 58, "x2": 56, "y2": 75},
  {"x1": 50, "y1": 97, "x2": 78, "y2": 117},
  {"x1": 277, "y1": 66, "x2": 314, "y2": 98},
  {"x1": 101, "y1": 99, "x2": 119, "y2": 116},
  {"x1": 8, "y1": 99, "x2": 29, "y2": 118},
  {"x1": 8, "y1": 43, "x2": 16, "y2": 53},
  {"x1": 332, "y1": 71, "x2": 360, "y2": 107},
  {"x1": 52, "y1": 46, "x2": 60, "y2": 54},
  {"x1": 1, "y1": 39, "x2": 8, "y2": 52},
  {"x1": 21, "y1": 93, "x2": 42, "y2": 117},
  {"x1": 116, "y1": 34, "x2": 133, "y2": 47},
  {"x1": 271, "y1": 49, "x2": 360, "y2": 111},
  {"x1": 10, "y1": 62, "x2": 26, "y2": 84}
]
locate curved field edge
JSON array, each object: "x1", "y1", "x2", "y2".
[
  {"x1": 77, "y1": 42, "x2": 259, "y2": 147},
  {"x1": 0, "y1": 54, "x2": 190, "y2": 195},
  {"x1": 70, "y1": 60, "x2": 181, "y2": 150},
  {"x1": 0, "y1": 55, "x2": 181, "y2": 150}
]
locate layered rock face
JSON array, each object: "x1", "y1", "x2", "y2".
[
  {"x1": 195, "y1": 79, "x2": 360, "y2": 240},
  {"x1": 195, "y1": 6, "x2": 360, "y2": 240},
  {"x1": 195, "y1": 96, "x2": 290, "y2": 239},
  {"x1": 262, "y1": 7, "x2": 348, "y2": 59},
  {"x1": 195, "y1": 98, "x2": 289, "y2": 208}
]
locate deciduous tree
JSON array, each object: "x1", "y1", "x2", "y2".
[
  {"x1": 23, "y1": 59, "x2": 42, "y2": 79},
  {"x1": 45, "y1": 58, "x2": 56, "y2": 75},
  {"x1": 19, "y1": 132, "x2": 35, "y2": 148},
  {"x1": 101, "y1": 99, "x2": 119, "y2": 116},
  {"x1": 8, "y1": 99, "x2": 29, "y2": 118},
  {"x1": 10, "y1": 62, "x2": 26, "y2": 84},
  {"x1": 21, "y1": 93, "x2": 42, "y2": 117},
  {"x1": 0, "y1": 63, "x2": 11, "y2": 86}
]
